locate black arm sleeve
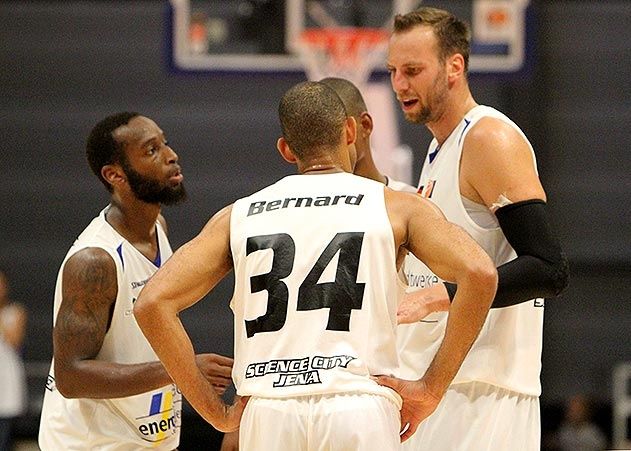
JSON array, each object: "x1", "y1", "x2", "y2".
[{"x1": 444, "y1": 199, "x2": 570, "y2": 308}]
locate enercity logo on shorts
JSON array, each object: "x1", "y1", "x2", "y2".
[{"x1": 136, "y1": 391, "x2": 180, "y2": 440}]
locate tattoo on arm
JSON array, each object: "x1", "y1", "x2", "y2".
[{"x1": 54, "y1": 248, "x2": 118, "y2": 368}]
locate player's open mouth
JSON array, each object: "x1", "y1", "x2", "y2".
[
  {"x1": 401, "y1": 99, "x2": 419, "y2": 110},
  {"x1": 169, "y1": 171, "x2": 183, "y2": 183}
]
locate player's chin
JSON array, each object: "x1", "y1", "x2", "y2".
[
  {"x1": 161, "y1": 185, "x2": 188, "y2": 205},
  {"x1": 403, "y1": 111, "x2": 424, "y2": 124}
]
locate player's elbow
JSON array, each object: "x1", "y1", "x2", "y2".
[
  {"x1": 550, "y1": 253, "x2": 570, "y2": 296},
  {"x1": 53, "y1": 362, "x2": 84, "y2": 399},
  {"x1": 55, "y1": 380, "x2": 79, "y2": 399},
  {"x1": 532, "y1": 251, "x2": 570, "y2": 299},
  {"x1": 467, "y1": 259, "x2": 499, "y2": 298},
  {"x1": 479, "y1": 264, "x2": 499, "y2": 293},
  {"x1": 133, "y1": 292, "x2": 159, "y2": 328}
]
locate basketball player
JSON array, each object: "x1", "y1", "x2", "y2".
[
  {"x1": 134, "y1": 81, "x2": 498, "y2": 449},
  {"x1": 218, "y1": 75, "x2": 421, "y2": 451},
  {"x1": 382, "y1": 7, "x2": 570, "y2": 450},
  {"x1": 38, "y1": 113, "x2": 234, "y2": 450},
  {"x1": 214, "y1": 74, "x2": 426, "y2": 451}
]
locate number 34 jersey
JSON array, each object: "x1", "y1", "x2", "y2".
[{"x1": 230, "y1": 172, "x2": 403, "y2": 406}]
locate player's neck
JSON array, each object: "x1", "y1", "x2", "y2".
[
  {"x1": 427, "y1": 91, "x2": 477, "y2": 145},
  {"x1": 106, "y1": 195, "x2": 161, "y2": 243},
  {"x1": 299, "y1": 153, "x2": 351, "y2": 175},
  {"x1": 354, "y1": 155, "x2": 386, "y2": 184},
  {"x1": 301, "y1": 164, "x2": 344, "y2": 175}
]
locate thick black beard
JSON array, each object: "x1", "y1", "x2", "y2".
[{"x1": 121, "y1": 161, "x2": 187, "y2": 206}]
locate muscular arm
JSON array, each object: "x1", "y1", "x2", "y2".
[
  {"x1": 53, "y1": 248, "x2": 173, "y2": 398},
  {"x1": 382, "y1": 190, "x2": 497, "y2": 439},
  {"x1": 134, "y1": 205, "x2": 243, "y2": 432},
  {"x1": 387, "y1": 190, "x2": 497, "y2": 395},
  {"x1": 443, "y1": 200, "x2": 570, "y2": 307},
  {"x1": 446, "y1": 117, "x2": 569, "y2": 306}
]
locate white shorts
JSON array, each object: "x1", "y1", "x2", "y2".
[
  {"x1": 402, "y1": 381, "x2": 540, "y2": 451},
  {"x1": 240, "y1": 393, "x2": 401, "y2": 451}
]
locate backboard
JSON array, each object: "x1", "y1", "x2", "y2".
[{"x1": 167, "y1": 0, "x2": 532, "y2": 76}]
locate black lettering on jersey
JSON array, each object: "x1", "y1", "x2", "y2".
[
  {"x1": 311, "y1": 355, "x2": 356, "y2": 369},
  {"x1": 273, "y1": 370, "x2": 321, "y2": 388},
  {"x1": 245, "y1": 232, "x2": 365, "y2": 337},
  {"x1": 45, "y1": 374, "x2": 55, "y2": 392},
  {"x1": 297, "y1": 232, "x2": 365, "y2": 331},
  {"x1": 247, "y1": 194, "x2": 364, "y2": 216},
  {"x1": 245, "y1": 357, "x2": 310, "y2": 378},
  {"x1": 245, "y1": 234, "x2": 294, "y2": 338}
]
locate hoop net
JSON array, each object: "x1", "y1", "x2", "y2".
[{"x1": 297, "y1": 27, "x2": 389, "y2": 87}]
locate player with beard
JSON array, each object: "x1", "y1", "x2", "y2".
[
  {"x1": 383, "y1": 7, "x2": 569, "y2": 451},
  {"x1": 38, "y1": 112, "x2": 234, "y2": 450}
]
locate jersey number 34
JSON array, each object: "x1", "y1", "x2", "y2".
[{"x1": 245, "y1": 232, "x2": 365, "y2": 337}]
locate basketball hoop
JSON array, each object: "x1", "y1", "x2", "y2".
[{"x1": 297, "y1": 27, "x2": 389, "y2": 87}]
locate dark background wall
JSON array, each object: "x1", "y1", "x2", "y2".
[{"x1": 1, "y1": 0, "x2": 630, "y2": 448}]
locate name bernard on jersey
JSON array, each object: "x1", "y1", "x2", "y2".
[
  {"x1": 247, "y1": 194, "x2": 364, "y2": 216},
  {"x1": 245, "y1": 355, "x2": 356, "y2": 388}
]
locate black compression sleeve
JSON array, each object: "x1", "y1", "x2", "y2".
[{"x1": 444, "y1": 199, "x2": 569, "y2": 308}]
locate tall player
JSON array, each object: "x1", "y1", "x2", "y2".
[
  {"x1": 134, "y1": 81, "x2": 498, "y2": 449},
  {"x1": 38, "y1": 113, "x2": 233, "y2": 450},
  {"x1": 383, "y1": 7, "x2": 569, "y2": 450}
]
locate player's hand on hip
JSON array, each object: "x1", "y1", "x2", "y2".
[
  {"x1": 397, "y1": 284, "x2": 450, "y2": 324},
  {"x1": 373, "y1": 375, "x2": 441, "y2": 443},
  {"x1": 216, "y1": 395, "x2": 249, "y2": 433},
  {"x1": 196, "y1": 353, "x2": 234, "y2": 395}
]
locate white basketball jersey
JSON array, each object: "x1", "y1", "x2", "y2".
[
  {"x1": 398, "y1": 105, "x2": 544, "y2": 396},
  {"x1": 230, "y1": 173, "x2": 403, "y2": 407},
  {"x1": 39, "y1": 206, "x2": 181, "y2": 450},
  {"x1": 385, "y1": 176, "x2": 417, "y2": 193}
]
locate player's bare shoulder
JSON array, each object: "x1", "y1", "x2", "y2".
[
  {"x1": 58, "y1": 247, "x2": 118, "y2": 329},
  {"x1": 463, "y1": 116, "x2": 531, "y2": 165},
  {"x1": 383, "y1": 188, "x2": 445, "y2": 246},
  {"x1": 384, "y1": 187, "x2": 443, "y2": 217},
  {"x1": 200, "y1": 204, "x2": 233, "y2": 237},
  {"x1": 461, "y1": 116, "x2": 544, "y2": 206},
  {"x1": 62, "y1": 247, "x2": 118, "y2": 300}
]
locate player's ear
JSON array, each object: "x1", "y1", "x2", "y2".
[
  {"x1": 359, "y1": 112, "x2": 373, "y2": 137},
  {"x1": 101, "y1": 164, "x2": 126, "y2": 188},
  {"x1": 276, "y1": 137, "x2": 297, "y2": 164},
  {"x1": 345, "y1": 116, "x2": 357, "y2": 146},
  {"x1": 447, "y1": 53, "x2": 465, "y2": 82}
]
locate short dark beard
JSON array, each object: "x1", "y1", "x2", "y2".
[
  {"x1": 407, "y1": 67, "x2": 449, "y2": 125},
  {"x1": 121, "y1": 159, "x2": 187, "y2": 206}
]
